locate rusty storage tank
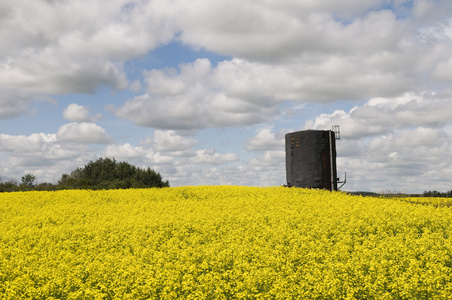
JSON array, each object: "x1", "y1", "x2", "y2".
[{"x1": 285, "y1": 130, "x2": 337, "y2": 191}]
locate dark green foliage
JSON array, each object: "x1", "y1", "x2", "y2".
[
  {"x1": 35, "y1": 182, "x2": 57, "y2": 191},
  {"x1": 0, "y1": 178, "x2": 19, "y2": 192},
  {"x1": 347, "y1": 191, "x2": 380, "y2": 197},
  {"x1": 21, "y1": 173, "x2": 36, "y2": 189},
  {"x1": 58, "y1": 158, "x2": 169, "y2": 190},
  {"x1": 423, "y1": 190, "x2": 452, "y2": 198}
]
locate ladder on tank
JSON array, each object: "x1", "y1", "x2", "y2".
[{"x1": 332, "y1": 125, "x2": 346, "y2": 190}]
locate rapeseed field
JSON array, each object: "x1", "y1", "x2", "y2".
[{"x1": 1, "y1": 186, "x2": 452, "y2": 299}]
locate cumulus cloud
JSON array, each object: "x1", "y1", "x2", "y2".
[
  {"x1": 0, "y1": 133, "x2": 95, "y2": 182},
  {"x1": 99, "y1": 139, "x2": 243, "y2": 186},
  {"x1": 248, "y1": 150, "x2": 285, "y2": 171},
  {"x1": 113, "y1": 59, "x2": 279, "y2": 129},
  {"x1": 63, "y1": 104, "x2": 101, "y2": 122},
  {"x1": 113, "y1": 20, "x2": 450, "y2": 130},
  {"x1": 145, "y1": 0, "x2": 450, "y2": 108},
  {"x1": 145, "y1": 130, "x2": 197, "y2": 156},
  {"x1": 102, "y1": 143, "x2": 145, "y2": 160},
  {"x1": 102, "y1": 143, "x2": 174, "y2": 165},
  {"x1": 247, "y1": 150, "x2": 286, "y2": 185},
  {"x1": 0, "y1": 0, "x2": 175, "y2": 115},
  {"x1": 0, "y1": 56, "x2": 129, "y2": 95},
  {"x1": 337, "y1": 127, "x2": 452, "y2": 192},
  {"x1": 169, "y1": 164, "x2": 258, "y2": 186},
  {"x1": 412, "y1": 0, "x2": 452, "y2": 23},
  {"x1": 305, "y1": 92, "x2": 452, "y2": 139},
  {"x1": 245, "y1": 128, "x2": 285, "y2": 151},
  {"x1": 113, "y1": 51, "x2": 419, "y2": 130},
  {"x1": 56, "y1": 122, "x2": 111, "y2": 144},
  {"x1": 129, "y1": 80, "x2": 142, "y2": 93},
  {"x1": 0, "y1": 133, "x2": 57, "y2": 153},
  {"x1": 111, "y1": 0, "x2": 452, "y2": 135},
  {"x1": 188, "y1": 148, "x2": 239, "y2": 165},
  {"x1": 0, "y1": 88, "x2": 35, "y2": 119},
  {"x1": 160, "y1": 0, "x2": 406, "y2": 61},
  {"x1": 368, "y1": 127, "x2": 448, "y2": 154},
  {"x1": 4, "y1": 0, "x2": 452, "y2": 122}
]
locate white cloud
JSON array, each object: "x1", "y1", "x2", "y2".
[
  {"x1": 368, "y1": 127, "x2": 449, "y2": 155},
  {"x1": 0, "y1": 133, "x2": 57, "y2": 153},
  {"x1": 100, "y1": 140, "x2": 242, "y2": 185},
  {"x1": 337, "y1": 126, "x2": 452, "y2": 192},
  {"x1": 433, "y1": 56, "x2": 452, "y2": 82},
  {"x1": 168, "y1": 164, "x2": 258, "y2": 186},
  {"x1": 113, "y1": 59, "x2": 279, "y2": 129},
  {"x1": 0, "y1": 133, "x2": 95, "y2": 182},
  {"x1": 102, "y1": 143, "x2": 145, "y2": 160},
  {"x1": 160, "y1": 0, "x2": 403, "y2": 61},
  {"x1": 113, "y1": 40, "x2": 446, "y2": 130},
  {"x1": 113, "y1": 52, "x2": 418, "y2": 130},
  {"x1": 145, "y1": 1, "x2": 451, "y2": 106},
  {"x1": 63, "y1": 104, "x2": 101, "y2": 122},
  {"x1": 0, "y1": 88, "x2": 35, "y2": 119},
  {"x1": 188, "y1": 148, "x2": 239, "y2": 165},
  {"x1": 245, "y1": 128, "x2": 285, "y2": 151},
  {"x1": 0, "y1": 50, "x2": 129, "y2": 95},
  {"x1": 56, "y1": 122, "x2": 111, "y2": 144},
  {"x1": 149, "y1": 130, "x2": 197, "y2": 153},
  {"x1": 3, "y1": 0, "x2": 452, "y2": 123},
  {"x1": 412, "y1": 0, "x2": 452, "y2": 23},
  {"x1": 129, "y1": 80, "x2": 142, "y2": 93},
  {"x1": 0, "y1": 0, "x2": 175, "y2": 113},
  {"x1": 305, "y1": 91, "x2": 452, "y2": 139},
  {"x1": 101, "y1": 143, "x2": 174, "y2": 166},
  {"x1": 248, "y1": 150, "x2": 285, "y2": 171},
  {"x1": 247, "y1": 150, "x2": 286, "y2": 186}
]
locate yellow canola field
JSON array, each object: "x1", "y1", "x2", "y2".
[
  {"x1": 1, "y1": 186, "x2": 452, "y2": 299},
  {"x1": 397, "y1": 196, "x2": 452, "y2": 208}
]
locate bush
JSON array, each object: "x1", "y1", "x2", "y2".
[
  {"x1": 0, "y1": 179, "x2": 19, "y2": 193},
  {"x1": 58, "y1": 158, "x2": 169, "y2": 190}
]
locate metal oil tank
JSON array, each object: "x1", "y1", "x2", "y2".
[{"x1": 285, "y1": 130, "x2": 337, "y2": 190}]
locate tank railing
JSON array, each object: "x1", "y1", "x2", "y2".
[{"x1": 337, "y1": 172, "x2": 346, "y2": 190}]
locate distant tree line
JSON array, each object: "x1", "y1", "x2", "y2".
[
  {"x1": 423, "y1": 190, "x2": 452, "y2": 198},
  {"x1": 344, "y1": 190, "x2": 452, "y2": 198},
  {"x1": 0, "y1": 158, "x2": 169, "y2": 192}
]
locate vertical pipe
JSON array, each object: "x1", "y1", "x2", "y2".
[{"x1": 329, "y1": 131, "x2": 334, "y2": 191}]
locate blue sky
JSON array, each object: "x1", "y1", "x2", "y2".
[{"x1": 1, "y1": 0, "x2": 452, "y2": 192}]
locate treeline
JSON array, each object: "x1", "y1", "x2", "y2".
[
  {"x1": 349, "y1": 190, "x2": 452, "y2": 198},
  {"x1": 423, "y1": 190, "x2": 452, "y2": 198},
  {"x1": 0, "y1": 158, "x2": 169, "y2": 192}
]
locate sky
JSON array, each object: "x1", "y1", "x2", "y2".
[{"x1": 1, "y1": 0, "x2": 452, "y2": 193}]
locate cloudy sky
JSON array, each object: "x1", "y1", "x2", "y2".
[{"x1": 1, "y1": 0, "x2": 452, "y2": 193}]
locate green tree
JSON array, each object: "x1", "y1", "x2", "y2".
[
  {"x1": 0, "y1": 176, "x2": 19, "y2": 192},
  {"x1": 21, "y1": 173, "x2": 36, "y2": 188},
  {"x1": 58, "y1": 158, "x2": 169, "y2": 190}
]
